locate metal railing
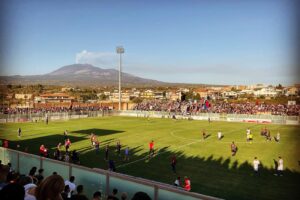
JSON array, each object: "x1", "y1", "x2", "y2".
[
  {"x1": 0, "y1": 147, "x2": 220, "y2": 200},
  {"x1": 0, "y1": 110, "x2": 298, "y2": 125}
]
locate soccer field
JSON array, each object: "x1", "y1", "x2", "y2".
[{"x1": 0, "y1": 116, "x2": 299, "y2": 200}]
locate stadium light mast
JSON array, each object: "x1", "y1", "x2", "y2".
[{"x1": 116, "y1": 46, "x2": 124, "y2": 111}]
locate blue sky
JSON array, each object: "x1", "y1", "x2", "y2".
[{"x1": 0, "y1": 0, "x2": 298, "y2": 85}]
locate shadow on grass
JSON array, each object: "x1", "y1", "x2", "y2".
[
  {"x1": 77, "y1": 145, "x2": 300, "y2": 200},
  {"x1": 72, "y1": 129, "x2": 124, "y2": 136},
  {"x1": 5, "y1": 135, "x2": 300, "y2": 200},
  {"x1": 6, "y1": 127, "x2": 124, "y2": 156},
  {"x1": 9, "y1": 134, "x2": 87, "y2": 153}
]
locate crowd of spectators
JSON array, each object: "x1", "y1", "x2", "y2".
[
  {"x1": 0, "y1": 106, "x2": 110, "y2": 115},
  {"x1": 0, "y1": 161, "x2": 152, "y2": 200},
  {"x1": 133, "y1": 100, "x2": 300, "y2": 116},
  {"x1": 1, "y1": 100, "x2": 299, "y2": 116}
]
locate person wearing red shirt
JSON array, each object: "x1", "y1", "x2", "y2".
[
  {"x1": 65, "y1": 138, "x2": 71, "y2": 152},
  {"x1": 3, "y1": 140, "x2": 8, "y2": 148},
  {"x1": 39, "y1": 144, "x2": 48, "y2": 157},
  {"x1": 149, "y1": 140, "x2": 154, "y2": 158},
  {"x1": 184, "y1": 176, "x2": 191, "y2": 191}
]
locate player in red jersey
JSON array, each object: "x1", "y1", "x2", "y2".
[
  {"x1": 149, "y1": 140, "x2": 154, "y2": 158},
  {"x1": 184, "y1": 176, "x2": 191, "y2": 191},
  {"x1": 39, "y1": 144, "x2": 48, "y2": 157},
  {"x1": 65, "y1": 138, "x2": 71, "y2": 152}
]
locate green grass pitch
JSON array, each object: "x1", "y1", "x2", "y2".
[{"x1": 0, "y1": 116, "x2": 299, "y2": 200}]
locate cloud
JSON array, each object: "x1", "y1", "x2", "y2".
[
  {"x1": 74, "y1": 50, "x2": 297, "y2": 85},
  {"x1": 75, "y1": 50, "x2": 117, "y2": 67}
]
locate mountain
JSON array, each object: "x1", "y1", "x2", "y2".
[{"x1": 0, "y1": 64, "x2": 166, "y2": 86}]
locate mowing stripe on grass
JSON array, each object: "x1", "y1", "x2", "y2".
[
  {"x1": 116, "y1": 140, "x2": 202, "y2": 168},
  {"x1": 117, "y1": 124, "x2": 261, "y2": 168}
]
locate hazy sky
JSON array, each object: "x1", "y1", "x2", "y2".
[{"x1": 0, "y1": 0, "x2": 298, "y2": 85}]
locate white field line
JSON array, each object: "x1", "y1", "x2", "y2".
[
  {"x1": 117, "y1": 124, "x2": 261, "y2": 168},
  {"x1": 116, "y1": 140, "x2": 201, "y2": 168}
]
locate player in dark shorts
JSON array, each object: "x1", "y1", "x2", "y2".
[
  {"x1": 149, "y1": 140, "x2": 154, "y2": 158},
  {"x1": 116, "y1": 141, "x2": 121, "y2": 156},
  {"x1": 105, "y1": 144, "x2": 109, "y2": 160},
  {"x1": 171, "y1": 155, "x2": 177, "y2": 173},
  {"x1": 18, "y1": 128, "x2": 21, "y2": 137},
  {"x1": 231, "y1": 141, "x2": 237, "y2": 156},
  {"x1": 202, "y1": 130, "x2": 206, "y2": 140}
]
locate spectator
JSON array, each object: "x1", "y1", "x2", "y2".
[
  {"x1": 18, "y1": 175, "x2": 33, "y2": 186},
  {"x1": 61, "y1": 185, "x2": 71, "y2": 200},
  {"x1": 107, "y1": 188, "x2": 119, "y2": 200},
  {"x1": 0, "y1": 165, "x2": 9, "y2": 190},
  {"x1": 29, "y1": 167, "x2": 37, "y2": 177},
  {"x1": 131, "y1": 192, "x2": 151, "y2": 200},
  {"x1": 24, "y1": 183, "x2": 37, "y2": 200},
  {"x1": 71, "y1": 185, "x2": 88, "y2": 200},
  {"x1": 28, "y1": 167, "x2": 38, "y2": 184},
  {"x1": 121, "y1": 192, "x2": 128, "y2": 200},
  {"x1": 0, "y1": 183, "x2": 25, "y2": 200},
  {"x1": 65, "y1": 176, "x2": 76, "y2": 197},
  {"x1": 92, "y1": 191, "x2": 101, "y2": 200},
  {"x1": 7, "y1": 163, "x2": 14, "y2": 173},
  {"x1": 35, "y1": 174, "x2": 65, "y2": 200},
  {"x1": 34, "y1": 169, "x2": 44, "y2": 185}
]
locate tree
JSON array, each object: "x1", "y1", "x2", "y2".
[
  {"x1": 131, "y1": 97, "x2": 143, "y2": 103},
  {"x1": 99, "y1": 94, "x2": 108, "y2": 100},
  {"x1": 194, "y1": 93, "x2": 201, "y2": 100},
  {"x1": 276, "y1": 84, "x2": 283, "y2": 89}
]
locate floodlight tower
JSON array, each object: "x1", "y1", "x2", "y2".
[{"x1": 116, "y1": 46, "x2": 124, "y2": 110}]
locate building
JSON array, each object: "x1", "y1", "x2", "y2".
[
  {"x1": 247, "y1": 84, "x2": 266, "y2": 90},
  {"x1": 194, "y1": 89, "x2": 209, "y2": 98},
  {"x1": 286, "y1": 87, "x2": 299, "y2": 96},
  {"x1": 37, "y1": 93, "x2": 75, "y2": 103},
  {"x1": 239, "y1": 89, "x2": 254, "y2": 95},
  {"x1": 109, "y1": 91, "x2": 130, "y2": 102},
  {"x1": 15, "y1": 93, "x2": 33, "y2": 100},
  {"x1": 254, "y1": 87, "x2": 278, "y2": 97},
  {"x1": 61, "y1": 87, "x2": 74, "y2": 92},
  {"x1": 141, "y1": 90, "x2": 155, "y2": 99},
  {"x1": 153, "y1": 92, "x2": 164, "y2": 99},
  {"x1": 166, "y1": 91, "x2": 181, "y2": 101},
  {"x1": 223, "y1": 91, "x2": 238, "y2": 98}
]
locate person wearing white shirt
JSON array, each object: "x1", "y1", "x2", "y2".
[
  {"x1": 65, "y1": 176, "x2": 76, "y2": 197},
  {"x1": 217, "y1": 131, "x2": 222, "y2": 140},
  {"x1": 246, "y1": 128, "x2": 251, "y2": 142},
  {"x1": 24, "y1": 183, "x2": 37, "y2": 200},
  {"x1": 246, "y1": 128, "x2": 251, "y2": 135},
  {"x1": 174, "y1": 177, "x2": 181, "y2": 187},
  {"x1": 253, "y1": 157, "x2": 260, "y2": 175},
  {"x1": 277, "y1": 156, "x2": 283, "y2": 176},
  {"x1": 276, "y1": 132, "x2": 280, "y2": 142}
]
